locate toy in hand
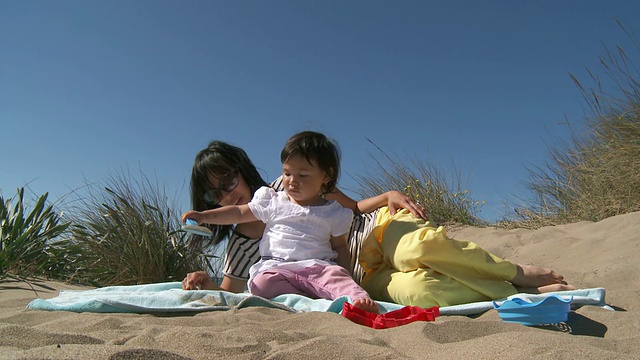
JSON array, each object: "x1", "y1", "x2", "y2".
[{"x1": 182, "y1": 219, "x2": 213, "y2": 237}]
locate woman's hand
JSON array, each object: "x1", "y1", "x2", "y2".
[
  {"x1": 385, "y1": 191, "x2": 428, "y2": 220},
  {"x1": 182, "y1": 271, "x2": 220, "y2": 290},
  {"x1": 351, "y1": 190, "x2": 428, "y2": 219}
]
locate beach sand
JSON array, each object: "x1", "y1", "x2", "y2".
[{"x1": 2, "y1": 211, "x2": 639, "y2": 359}]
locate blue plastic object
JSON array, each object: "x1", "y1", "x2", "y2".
[
  {"x1": 184, "y1": 219, "x2": 198, "y2": 226},
  {"x1": 492, "y1": 294, "x2": 573, "y2": 326},
  {"x1": 182, "y1": 219, "x2": 213, "y2": 237}
]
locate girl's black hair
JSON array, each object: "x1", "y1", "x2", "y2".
[
  {"x1": 280, "y1": 131, "x2": 341, "y2": 195},
  {"x1": 189, "y1": 140, "x2": 268, "y2": 248}
]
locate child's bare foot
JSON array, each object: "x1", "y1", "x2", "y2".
[
  {"x1": 353, "y1": 298, "x2": 380, "y2": 314},
  {"x1": 511, "y1": 264, "x2": 567, "y2": 288}
]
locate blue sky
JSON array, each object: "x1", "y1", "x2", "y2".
[{"x1": 1, "y1": 1, "x2": 638, "y2": 221}]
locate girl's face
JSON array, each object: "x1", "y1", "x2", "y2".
[
  {"x1": 205, "y1": 170, "x2": 253, "y2": 207},
  {"x1": 282, "y1": 154, "x2": 330, "y2": 206}
]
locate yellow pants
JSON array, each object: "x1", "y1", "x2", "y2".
[{"x1": 360, "y1": 207, "x2": 518, "y2": 308}]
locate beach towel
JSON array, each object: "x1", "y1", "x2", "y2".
[{"x1": 27, "y1": 282, "x2": 611, "y2": 317}]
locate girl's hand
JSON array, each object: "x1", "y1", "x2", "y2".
[
  {"x1": 182, "y1": 271, "x2": 219, "y2": 290},
  {"x1": 181, "y1": 210, "x2": 203, "y2": 224},
  {"x1": 385, "y1": 191, "x2": 428, "y2": 220}
]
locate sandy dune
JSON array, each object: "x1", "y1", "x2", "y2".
[{"x1": 2, "y1": 211, "x2": 639, "y2": 359}]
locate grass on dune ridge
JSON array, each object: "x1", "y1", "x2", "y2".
[
  {"x1": 64, "y1": 170, "x2": 217, "y2": 286},
  {"x1": 1, "y1": 170, "x2": 219, "y2": 286},
  {"x1": 507, "y1": 21, "x2": 640, "y2": 228},
  {"x1": 1, "y1": 23, "x2": 638, "y2": 284},
  {"x1": 0, "y1": 189, "x2": 70, "y2": 281},
  {"x1": 354, "y1": 142, "x2": 487, "y2": 228},
  {"x1": 358, "y1": 21, "x2": 639, "y2": 229}
]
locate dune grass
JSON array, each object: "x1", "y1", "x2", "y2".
[
  {"x1": 0, "y1": 189, "x2": 70, "y2": 281},
  {"x1": 509, "y1": 22, "x2": 640, "y2": 228},
  {"x1": 1, "y1": 170, "x2": 221, "y2": 287},
  {"x1": 60, "y1": 169, "x2": 210, "y2": 286},
  {"x1": 355, "y1": 140, "x2": 486, "y2": 227},
  {"x1": 357, "y1": 23, "x2": 639, "y2": 229}
]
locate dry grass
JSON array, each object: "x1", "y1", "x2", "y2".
[
  {"x1": 507, "y1": 21, "x2": 640, "y2": 228},
  {"x1": 63, "y1": 169, "x2": 210, "y2": 286},
  {"x1": 355, "y1": 140, "x2": 486, "y2": 227}
]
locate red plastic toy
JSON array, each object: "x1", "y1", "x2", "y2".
[{"x1": 342, "y1": 302, "x2": 439, "y2": 329}]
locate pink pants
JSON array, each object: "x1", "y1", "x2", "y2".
[{"x1": 249, "y1": 264, "x2": 371, "y2": 301}]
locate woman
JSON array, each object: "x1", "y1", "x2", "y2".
[{"x1": 182, "y1": 139, "x2": 574, "y2": 308}]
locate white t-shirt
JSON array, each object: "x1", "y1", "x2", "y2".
[{"x1": 246, "y1": 186, "x2": 353, "y2": 281}]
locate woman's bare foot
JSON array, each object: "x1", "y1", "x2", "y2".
[
  {"x1": 511, "y1": 264, "x2": 568, "y2": 288},
  {"x1": 515, "y1": 283, "x2": 577, "y2": 294},
  {"x1": 537, "y1": 283, "x2": 577, "y2": 292},
  {"x1": 353, "y1": 298, "x2": 380, "y2": 314}
]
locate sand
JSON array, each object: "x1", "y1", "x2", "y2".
[{"x1": 2, "y1": 211, "x2": 639, "y2": 359}]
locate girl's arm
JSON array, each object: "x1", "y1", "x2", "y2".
[
  {"x1": 181, "y1": 204, "x2": 258, "y2": 226},
  {"x1": 325, "y1": 188, "x2": 427, "y2": 219},
  {"x1": 330, "y1": 234, "x2": 352, "y2": 272}
]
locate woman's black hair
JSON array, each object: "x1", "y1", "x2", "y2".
[
  {"x1": 189, "y1": 140, "x2": 268, "y2": 248},
  {"x1": 280, "y1": 131, "x2": 341, "y2": 195}
]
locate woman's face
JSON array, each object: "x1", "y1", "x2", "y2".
[{"x1": 206, "y1": 171, "x2": 253, "y2": 207}]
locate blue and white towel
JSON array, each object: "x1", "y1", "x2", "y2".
[{"x1": 27, "y1": 282, "x2": 611, "y2": 316}]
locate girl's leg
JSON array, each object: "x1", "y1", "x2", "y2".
[
  {"x1": 249, "y1": 270, "x2": 307, "y2": 299},
  {"x1": 288, "y1": 265, "x2": 367, "y2": 299},
  {"x1": 251, "y1": 265, "x2": 378, "y2": 313},
  {"x1": 301, "y1": 264, "x2": 378, "y2": 313}
]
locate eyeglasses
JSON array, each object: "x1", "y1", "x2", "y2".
[{"x1": 203, "y1": 170, "x2": 240, "y2": 205}]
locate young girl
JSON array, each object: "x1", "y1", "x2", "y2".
[
  {"x1": 181, "y1": 139, "x2": 423, "y2": 293},
  {"x1": 182, "y1": 131, "x2": 380, "y2": 313}
]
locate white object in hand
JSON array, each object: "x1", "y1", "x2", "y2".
[{"x1": 182, "y1": 219, "x2": 213, "y2": 237}]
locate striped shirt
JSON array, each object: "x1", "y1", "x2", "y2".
[{"x1": 222, "y1": 176, "x2": 378, "y2": 284}]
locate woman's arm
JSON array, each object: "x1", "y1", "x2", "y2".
[
  {"x1": 182, "y1": 271, "x2": 219, "y2": 290},
  {"x1": 182, "y1": 221, "x2": 265, "y2": 292},
  {"x1": 330, "y1": 233, "x2": 352, "y2": 272},
  {"x1": 326, "y1": 188, "x2": 427, "y2": 219},
  {"x1": 273, "y1": 175, "x2": 425, "y2": 218},
  {"x1": 220, "y1": 275, "x2": 249, "y2": 293},
  {"x1": 182, "y1": 271, "x2": 248, "y2": 292}
]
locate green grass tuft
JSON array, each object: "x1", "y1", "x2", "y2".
[
  {"x1": 510, "y1": 21, "x2": 640, "y2": 228},
  {"x1": 355, "y1": 140, "x2": 486, "y2": 227},
  {"x1": 0, "y1": 188, "x2": 70, "y2": 281},
  {"x1": 64, "y1": 169, "x2": 211, "y2": 286}
]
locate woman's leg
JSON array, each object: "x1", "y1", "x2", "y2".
[
  {"x1": 362, "y1": 209, "x2": 517, "y2": 295},
  {"x1": 360, "y1": 208, "x2": 573, "y2": 306},
  {"x1": 511, "y1": 264, "x2": 575, "y2": 292},
  {"x1": 375, "y1": 210, "x2": 517, "y2": 279},
  {"x1": 362, "y1": 266, "x2": 516, "y2": 308}
]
